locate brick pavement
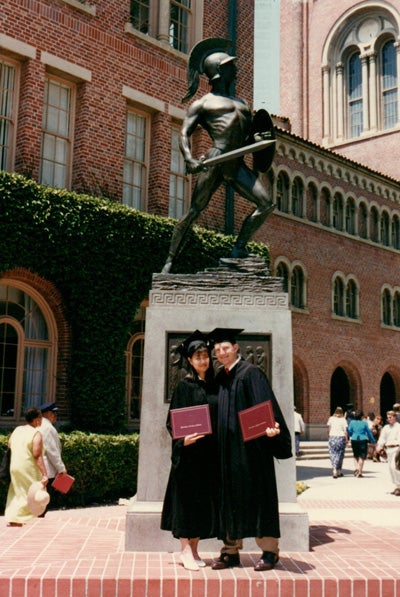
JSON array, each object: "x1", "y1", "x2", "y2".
[{"x1": 0, "y1": 457, "x2": 399, "y2": 596}]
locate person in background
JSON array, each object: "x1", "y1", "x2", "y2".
[
  {"x1": 370, "y1": 414, "x2": 384, "y2": 462},
  {"x1": 366, "y1": 412, "x2": 376, "y2": 460},
  {"x1": 393, "y1": 403, "x2": 400, "y2": 423},
  {"x1": 208, "y1": 328, "x2": 292, "y2": 573},
  {"x1": 347, "y1": 410, "x2": 375, "y2": 478},
  {"x1": 5, "y1": 407, "x2": 48, "y2": 527},
  {"x1": 293, "y1": 406, "x2": 305, "y2": 457},
  {"x1": 161, "y1": 331, "x2": 218, "y2": 571},
  {"x1": 376, "y1": 410, "x2": 400, "y2": 496},
  {"x1": 345, "y1": 403, "x2": 355, "y2": 426},
  {"x1": 327, "y1": 407, "x2": 348, "y2": 478},
  {"x1": 39, "y1": 402, "x2": 67, "y2": 514}
]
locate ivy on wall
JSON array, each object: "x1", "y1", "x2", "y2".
[{"x1": 0, "y1": 171, "x2": 270, "y2": 431}]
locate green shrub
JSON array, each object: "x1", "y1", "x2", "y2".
[{"x1": 0, "y1": 432, "x2": 139, "y2": 513}]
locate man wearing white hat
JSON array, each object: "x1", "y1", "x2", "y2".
[{"x1": 39, "y1": 402, "x2": 67, "y2": 513}]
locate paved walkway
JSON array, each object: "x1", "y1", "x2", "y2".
[{"x1": 1, "y1": 455, "x2": 399, "y2": 596}]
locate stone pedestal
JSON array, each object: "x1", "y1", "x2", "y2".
[{"x1": 125, "y1": 258, "x2": 309, "y2": 552}]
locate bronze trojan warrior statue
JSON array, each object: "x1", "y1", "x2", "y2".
[{"x1": 162, "y1": 38, "x2": 275, "y2": 274}]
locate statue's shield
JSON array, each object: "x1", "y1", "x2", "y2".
[{"x1": 251, "y1": 109, "x2": 276, "y2": 173}]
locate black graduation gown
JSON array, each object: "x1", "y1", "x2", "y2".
[
  {"x1": 161, "y1": 377, "x2": 218, "y2": 539},
  {"x1": 216, "y1": 358, "x2": 292, "y2": 541}
]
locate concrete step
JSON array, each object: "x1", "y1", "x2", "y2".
[{"x1": 297, "y1": 441, "x2": 353, "y2": 460}]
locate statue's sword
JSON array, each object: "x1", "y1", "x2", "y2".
[{"x1": 200, "y1": 138, "x2": 275, "y2": 167}]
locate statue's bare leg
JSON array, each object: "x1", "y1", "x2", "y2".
[
  {"x1": 162, "y1": 169, "x2": 222, "y2": 273},
  {"x1": 227, "y1": 164, "x2": 275, "y2": 257},
  {"x1": 161, "y1": 207, "x2": 202, "y2": 273}
]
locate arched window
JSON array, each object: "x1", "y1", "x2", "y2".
[
  {"x1": 382, "y1": 288, "x2": 392, "y2": 325},
  {"x1": 393, "y1": 292, "x2": 400, "y2": 328},
  {"x1": 322, "y1": 12, "x2": 399, "y2": 143},
  {"x1": 275, "y1": 260, "x2": 307, "y2": 310},
  {"x1": 125, "y1": 304, "x2": 146, "y2": 425},
  {"x1": 276, "y1": 172, "x2": 289, "y2": 213},
  {"x1": 307, "y1": 183, "x2": 318, "y2": 222},
  {"x1": 346, "y1": 279, "x2": 357, "y2": 319},
  {"x1": 320, "y1": 188, "x2": 331, "y2": 227},
  {"x1": 291, "y1": 266, "x2": 305, "y2": 309},
  {"x1": 276, "y1": 262, "x2": 289, "y2": 293},
  {"x1": 291, "y1": 177, "x2": 304, "y2": 218},
  {"x1": 333, "y1": 193, "x2": 344, "y2": 231},
  {"x1": 380, "y1": 211, "x2": 390, "y2": 246},
  {"x1": 358, "y1": 202, "x2": 368, "y2": 239},
  {"x1": 381, "y1": 40, "x2": 398, "y2": 130},
  {"x1": 345, "y1": 198, "x2": 355, "y2": 234},
  {"x1": 392, "y1": 215, "x2": 400, "y2": 249},
  {"x1": 333, "y1": 277, "x2": 345, "y2": 316},
  {"x1": 0, "y1": 283, "x2": 56, "y2": 419},
  {"x1": 127, "y1": 333, "x2": 145, "y2": 421},
  {"x1": 370, "y1": 207, "x2": 379, "y2": 242},
  {"x1": 348, "y1": 52, "x2": 363, "y2": 138}
]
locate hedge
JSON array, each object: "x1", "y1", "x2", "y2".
[
  {"x1": 0, "y1": 170, "x2": 270, "y2": 431},
  {"x1": 0, "y1": 432, "x2": 139, "y2": 513}
]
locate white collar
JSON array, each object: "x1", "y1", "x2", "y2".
[{"x1": 225, "y1": 356, "x2": 241, "y2": 372}]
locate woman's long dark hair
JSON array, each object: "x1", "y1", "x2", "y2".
[{"x1": 184, "y1": 344, "x2": 215, "y2": 385}]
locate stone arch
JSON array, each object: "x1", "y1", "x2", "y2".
[
  {"x1": 322, "y1": 2, "x2": 400, "y2": 66},
  {"x1": 380, "y1": 371, "x2": 397, "y2": 416},
  {"x1": 330, "y1": 357, "x2": 363, "y2": 415},
  {"x1": 0, "y1": 268, "x2": 70, "y2": 422},
  {"x1": 293, "y1": 355, "x2": 309, "y2": 426}
]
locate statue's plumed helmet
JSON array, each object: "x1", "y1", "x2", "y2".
[
  {"x1": 182, "y1": 38, "x2": 236, "y2": 103},
  {"x1": 203, "y1": 52, "x2": 236, "y2": 81}
]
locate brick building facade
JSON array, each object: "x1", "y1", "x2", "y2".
[{"x1": 1, "y1": 0, "x2": 400, "y2": 437}]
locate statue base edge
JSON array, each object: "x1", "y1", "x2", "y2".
[{"x1": 125, "y1": 496, "x2": 310, "y2": 553}]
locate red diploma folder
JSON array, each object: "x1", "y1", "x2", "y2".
[
  {"x1": 51, "y1": 473, "x2": 75, "y2": 494},
  {"x1": 170, "y1": 403, "x2": 212, "y2": 439},
  {"x1": 238, "y1": 401, "x2": 275, "y2": 442}
]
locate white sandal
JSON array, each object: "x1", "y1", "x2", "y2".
[{"x1": 179, "y1": 547, "x2": 200, "y2": 571}]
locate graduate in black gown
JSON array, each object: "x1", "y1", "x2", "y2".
[
  {"x1": 161, "y1": 331, "x2": 218, "y2": 571},
  {"x1": 208, "y1": 328, "x2": 292, "y2": 573}
]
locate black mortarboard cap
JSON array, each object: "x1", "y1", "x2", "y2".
[
  {"x1": 177, "y1": 330, "x2": 210, "y2": 359},
  {"x1": 208, "y1": 327, "x2": 244, "y2": 346}
]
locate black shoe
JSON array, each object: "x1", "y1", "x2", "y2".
[
  {"x1": 254, "y1": 551, "x2": 279, "y2": 572},
  {"x1": 211, "y1": 553, "x2": 241, "y2": 570}
]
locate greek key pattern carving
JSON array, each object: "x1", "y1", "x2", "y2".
[{"x1": 150, "y1": 291, "x2": 288, "y2": 308}]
